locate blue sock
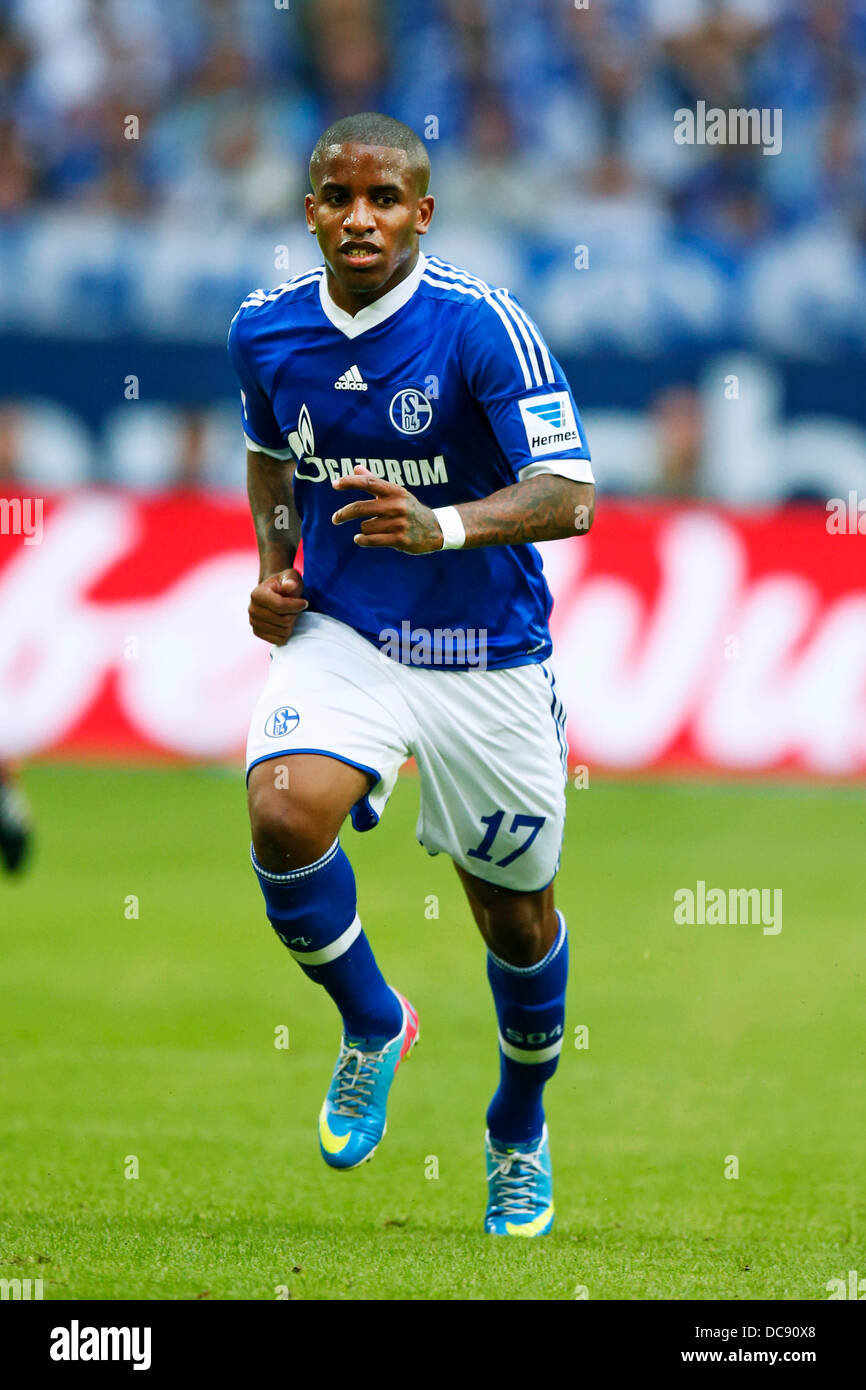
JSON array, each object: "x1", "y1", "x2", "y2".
[
  {"x1": 485, "y1": 911, "x2": 568, "y2": 1145},
  {"x1": 251, "y1": 838, "x2": 403, "y2": 1043}
]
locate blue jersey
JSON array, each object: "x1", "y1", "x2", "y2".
[{"x1": 227, "y1": 252, "x2": 593, "y2": 670}]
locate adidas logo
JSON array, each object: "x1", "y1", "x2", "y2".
[{"x1": 334, "y1": 364, "x2": 368, "y2": 391}]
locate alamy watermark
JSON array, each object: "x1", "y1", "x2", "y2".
[
  {"x1": 826, "y1": 1269, "x2": 866, "y2": 1299},
  {"x1": 0, "y1": 496, "x2": 43, "y2": 545},
  {"x1": 673, "y1": 880, "x2": 782, "y2": 935},
  {"x1": 674, "y1": 101, "x2": 782, "y2": 156},
  {"x1": 378, "y1": 621, "x2": 487, "y2": 669},
  {"x1": 49, "y1": 1322, "x2": 151, "y2": 1370},
  {"x1": 826, "y1": 491, "x2": 866, "y2": 534},
  {"x1": 1, "y1": 1277, "x2": 43, "y2": 1299}
]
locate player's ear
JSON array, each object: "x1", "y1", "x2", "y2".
[
  {"x1": 415, "y1": 195, "x2": 434, "y2": 235},
  {"x1": 304, "y1": 192, "x2": 317, "y2": 233}
]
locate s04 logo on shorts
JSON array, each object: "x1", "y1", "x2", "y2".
[{"x1": 265, "y1": 706, "x2": 299, "y2": 738}]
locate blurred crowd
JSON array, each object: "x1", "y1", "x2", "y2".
[
  {"x1": 1, "y1": 0, "x2": 865, "y2": 498},
  {"x1": 2, "y1": 0, "x2": 864, "y2": 239}
]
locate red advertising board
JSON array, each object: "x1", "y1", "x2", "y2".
[{"x1": 1, "y1": 492, "x2": 864, "y2": 775}]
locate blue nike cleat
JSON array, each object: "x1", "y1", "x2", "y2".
[
  {"x1": 484, "y1": 1124, "x2": 554, "y2": 1236},
  {"x1": 318, "y1": 990, "x2": 419, "y2": 1170}
]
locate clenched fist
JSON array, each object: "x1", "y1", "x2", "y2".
[{"x1": 248, "y1": 569, "x2": 308, "y2": 646}]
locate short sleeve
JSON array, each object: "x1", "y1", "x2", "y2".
[
  {"x1": 227, "y1": 302, "x2": 294, "y2": 460},
  {"x1": 461, "y1": 289, "x2": 594, "y2": 485}
]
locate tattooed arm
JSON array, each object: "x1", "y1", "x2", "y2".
[
  {"x1": 246, "y1": 447, "x2": 308, "y2": 645},
  {"x1": 331, "y1": 464, "x2": 595, "y2": 554},
  {"x1": 247, "y1": 447, "x2": 300, "y2": 577},
  {"x1": 446, "y1": 474, "x2": 594, "y2": 548}
]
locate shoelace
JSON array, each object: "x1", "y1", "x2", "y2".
[
  {"x1": 488, "y1": 1144, "x2": 547, "y2": 1216},
  {"x1": 329, "y1": 1042, "x2": 388, "y2": 1119}
]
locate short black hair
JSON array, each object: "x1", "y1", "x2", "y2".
[{"x1": 309, "y1": 112, "x2": 430, "y2": 195}]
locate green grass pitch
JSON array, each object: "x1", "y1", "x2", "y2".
[{"x1": 1, "y1": 764, "x2": 863, "y2": 1300}]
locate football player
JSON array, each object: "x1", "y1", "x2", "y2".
[{"x1": 228, "y1": 113, "x2": 595, "y2": 1235}]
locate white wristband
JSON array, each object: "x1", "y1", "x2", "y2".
[{"x1": 433, "y1": 505, "x2": 466, "y2": 551}]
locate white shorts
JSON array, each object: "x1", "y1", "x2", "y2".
[{"x1": 245, "y1": 612, "x2": 568, "y2": 892}]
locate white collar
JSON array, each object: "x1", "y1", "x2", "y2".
[{"x1": 318, "y1": 251, "x2": 428, "y2": 339}]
